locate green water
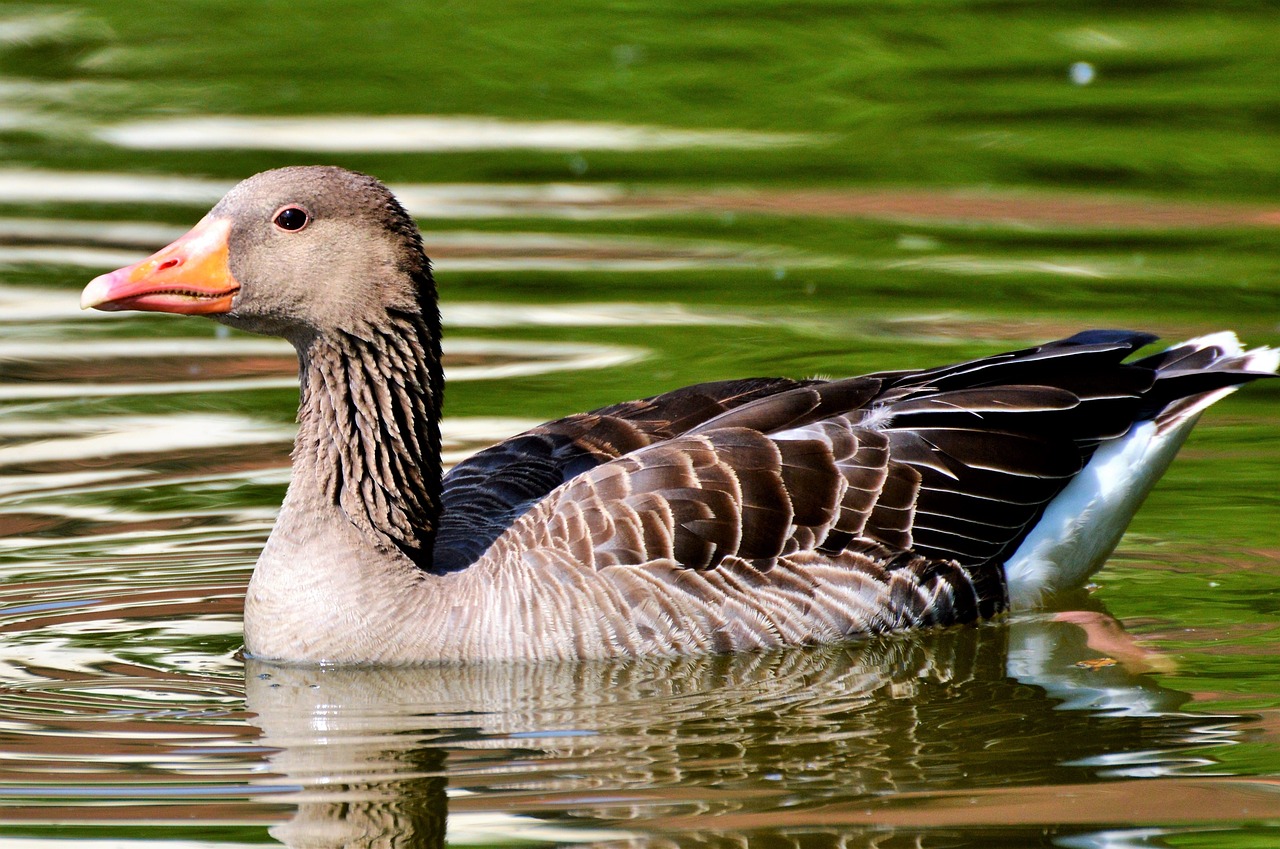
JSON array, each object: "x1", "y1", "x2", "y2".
[{"x1": 0, "y1": 1, "x2": 1278, "y2": 846}]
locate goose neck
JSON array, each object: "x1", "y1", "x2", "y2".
[{"x1": 293, "y1": 313, "x2": 443, "y2": 567}]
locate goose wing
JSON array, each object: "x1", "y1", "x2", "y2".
[
  {"x1": 432, "y1": 377, "x2": 814, "y2": 572},
  {"x1": 456, "y1": 330, "x2": 1271, "y2": 652},
  {"x1": 457, "y1": 331, "x2": 1269, "y2": 571},
  {"x1": 452, "y1": 332, "x2": 1153, "y2": 571}
]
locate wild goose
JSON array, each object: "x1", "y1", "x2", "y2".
[{"x1": 81, "y1": 166, "x2": 1277, "y2": 664}]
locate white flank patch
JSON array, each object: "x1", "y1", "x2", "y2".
[
  {"x1": 1005, "y1": 333, "x2": 1280, "y2": 607},
  {"x1": 97, "y1": 114, "x2": 810, "y2": 153},
  {"x1": 1004, "y1": 418, "x2": 1186, "y2": 608}
]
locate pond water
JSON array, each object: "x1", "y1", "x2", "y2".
[{"x1": 1, "y1": 2, "x2": 1279, "y2": 846}]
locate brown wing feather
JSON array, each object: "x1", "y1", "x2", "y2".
[
  {"x1": 433, "y1": 377, "x2": 811, "y2": 571},
  {"x1": 481, "y1": 413, "x2": 1003, "y2": 651}
]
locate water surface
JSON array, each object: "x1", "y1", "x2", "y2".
[{"x1": 1, "y1": 2, "x2": 1279, "y2": 846}]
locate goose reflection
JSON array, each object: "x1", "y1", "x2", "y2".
[{"x1": 245, "y1": 614, "x2": 1241, "y2": 848}]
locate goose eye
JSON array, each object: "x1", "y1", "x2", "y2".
[{"x1": 273, "y1": 206, "x2": 310, "y2": 232}]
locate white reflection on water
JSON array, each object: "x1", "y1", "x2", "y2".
[
  {"x1": 0, "y1": 217, "x2": 187, "y2": 246},
  {"x1": 0, "y1": 414, "x2": 533, "y2": 478},
  {"x1": 441, "y1": 256, "x2": 785, "y2": 272},
  {"x1": 0, "y1": 416, "x2": 521, "y2": 481},
  {"x1": 0, "y1": 377, "x2": 297, "y2": 400},
  {"x1": 97, "y1": 115, "x2": 811, "y2": 153},
  {"x1": 0, "y1": 337, "x2": 644, "y2": 400},
  {"x1": 0, "y1": 169, "x2": 231, "y2": 205},
  {"x1": 0, "y1": 8, "x2": 107, "y2": 46},
  {"x1": 0, "y1": 414, "x2": 291, "y2": 467},
  {"x1": 0, "y1": 245, "x2": 163, "y2": 268},
  {"x1": 0, "y1": 337, "x2": 292, "y2": 360},
  {"x1": 0, "y1": 169, "x2": 629, "y2": 220},
  {"x1": 445, "y1": 803, "x2": 633, "y2": 846},
  {"x1": 886, "y1": 255, "x2": 1116, "y2": 279},
  {"x1": 442, "y1": 302, "x2": 748, "y2": 327}
]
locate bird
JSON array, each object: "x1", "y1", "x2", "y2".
[{"x1": 80, "y1": 166, "x2": 1277, "y2": 664}]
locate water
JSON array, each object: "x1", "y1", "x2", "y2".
[{"x1": 2, "y1": 1, "x2": 1279, "y2": 846}]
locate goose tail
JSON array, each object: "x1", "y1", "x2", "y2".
[{"x1": 1004, "y1": 332, "x2": 1278, "y2": 608}]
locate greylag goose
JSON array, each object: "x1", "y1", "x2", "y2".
[{"x1": 80, "y1": 166, "x2": 1277, "y2": 664}]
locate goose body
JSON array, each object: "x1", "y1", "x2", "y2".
[{"x1": 81, "y1": 167, "x2": 1277, "y2": 664}]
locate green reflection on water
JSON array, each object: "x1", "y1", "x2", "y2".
[{"x1": 0, "y1": 1, "x2": 1276, "y2": 196}]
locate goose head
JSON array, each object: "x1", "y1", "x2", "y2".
[{"x1": 80, "y1": 166, "x2": 434, "y2": 344}]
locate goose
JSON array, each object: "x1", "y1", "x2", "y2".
[{"x1": 80, "y1": 166, "x2": 1277, "y2": 664}]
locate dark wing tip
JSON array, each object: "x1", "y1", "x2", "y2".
[{"x1": 1051, "y1": 329, "x2": 1159, "y2": 350}]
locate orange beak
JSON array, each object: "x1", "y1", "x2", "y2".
[{"x1": 81, "y1": 217, "x2": 239, "y2": 315}]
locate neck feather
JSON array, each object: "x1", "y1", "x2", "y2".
[{"x1": 295, "y1": 298, "x2": 443, "y2": 570}]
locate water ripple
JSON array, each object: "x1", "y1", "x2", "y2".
[{"x1": 96, "y1": 115, "x2": 812, "y2": 153}]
